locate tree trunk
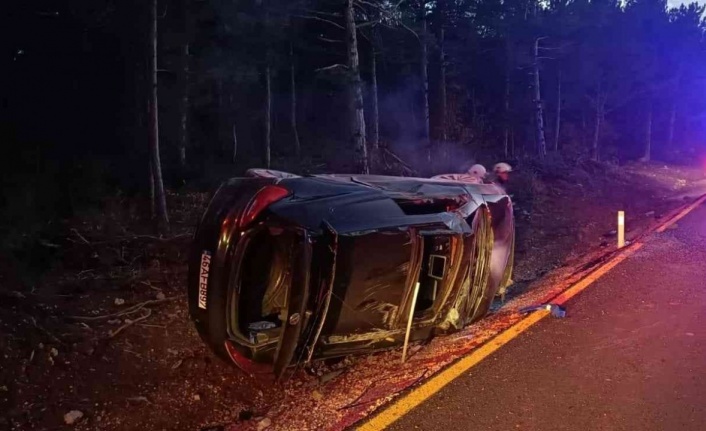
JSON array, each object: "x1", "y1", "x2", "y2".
[
  {"x1": 533, "y1": 38, "x2": 547, "y2": 158},
  {"x1": 641, "y1": 98, "x2": 652, "y2": 162},
  {"x1": 177, "y1": 0, "x2": 191, "y2": 168},
  {"x1": 581, "y1": 106, "x2": 586, "y2": 148},
  {"x1": 178, "y1": 43, "x2": 190, "y2": 168},
  {"x1": 511, "y1": 127, "x2": 515, "y2": 157},
  {"x1": 232, "y1": 122, "x2": 238, "y2": 164},
  {"x1": 370, "y1": 48, "x2": 380, "y2": 152},
  {"x1": 503, "y1": 38, "x2": 511, "y2": 157},
  {"x1": 345, "y1": 0, "x2": 369, "y2": 174},
  {"x1": 421, "y1": 8, "x2": 431, "y2": 163},
  {"x1": 149, "y1": 0, "x2": 169, "y2": 231},
  {"x1": 289, "y1": 43, "x2": 301, "y2": 158},
  {"x1": 216, "y1": 78, "x2": 225, "y2": 156},
  {"x1": 439, "y1": 26, "x2": 448, "y2": 149},
  {"x1": 667, "y1": 67, "x2": 682, "y2": 149},
  {"x1": 667, "y1": 98, "x2": 676, "y2": 149},
  {"x1": 553, "y1": 69, "x2": 561, "y2": 152},
  {"x1": 592, "y1": 99, "x2": 604, "y2": 162},
  {"x1": 265, "y1": 63, "x2": 272, "y2": 169},
  {"x1": 149, "y1": 162, "x2": 155, "y2": 218}
]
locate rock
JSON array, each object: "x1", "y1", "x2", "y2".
[
  {"x1": 193, "y1": 394, "x2": 201, "y2": 401},
  {"x1": 156, "y1": 292, "x2": 166, "y2": 300},
  {"x1": 311, "y1": 390, "x2": 323, "y2": 401},
  {"x1": 257, "y1": 417, "x2": 272, "y2": 431},
  {"x1": 239, "y1": 409, "x2": 254, "y2": 421},
  {"x1": 114, "y1": 298, "x2": 125, "y2": 306},
  {"x1": 319, "y1": 370, "x2": 344, "y2": 385},
  {"x1": 64, "y1": 410, "x2": 84, "y2": 425},
  {"x1": 50, "y1": 348, "x2": 59, "y2": 357}
]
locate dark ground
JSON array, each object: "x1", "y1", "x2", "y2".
[
  {"x1": 388, "y1": 194, "x2": 706, "y2": 431},
  {"x1": 0, "y1": 162, "x2": 704, "y2": 430}
]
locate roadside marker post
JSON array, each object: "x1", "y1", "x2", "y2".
[{"x1": 618, "y1": 211, "x2": 625, "y2": 248}]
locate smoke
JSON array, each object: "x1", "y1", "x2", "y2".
[{"x1": 375, "y1": 75, "x2": 424, "y2": 151}]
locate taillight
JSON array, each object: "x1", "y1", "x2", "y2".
[{"x1": 239, "y1": 185, "x2": 289, "y2": 228}]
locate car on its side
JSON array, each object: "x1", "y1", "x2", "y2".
[{"x1": 188, "y1": 169, "x2": 515, "y2": 378}]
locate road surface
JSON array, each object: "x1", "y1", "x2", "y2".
[{"x1": 386, "y1": 202, "x2": 706, "y2": 431}]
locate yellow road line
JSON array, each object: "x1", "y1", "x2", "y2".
[
  {"x1": 551, "y1": 242, "x2": 643, "y2": 306},
  {"x1": 356, "y1": 309, "x2": 550, "y2": 431},
  {"x1": 656, "y1": 194, "x2": 706, "y2": 233},
  {"x1": 358, "y1": 195, "x2": 706, "y2": 431}
]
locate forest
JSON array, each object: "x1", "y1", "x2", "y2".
[
  {"x1": 4, "y1": 3, "x2": 706, "y2": 429},
  {"x1": 3, "y1": 0, "x2": 706, "y2": 234}
]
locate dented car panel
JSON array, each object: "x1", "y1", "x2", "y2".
[{"x1": 188, "y1": 173, "x2": 515, "y2": 377}]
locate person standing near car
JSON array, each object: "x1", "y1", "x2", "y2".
[
  {"x1": 492, "y1": 162, "x2": 512, "y2": 185},
  {"x1": 431, "y1": 163, "x2": 487, "y2": 184}
]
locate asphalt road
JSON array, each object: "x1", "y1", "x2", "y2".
[{"x1": 388, "y1": 202, "x2": 706, "y2": 431}]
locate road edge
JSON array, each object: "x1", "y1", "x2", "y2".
[{"x1": 356, "y1": 193, "x2": 706, "y2": 431}]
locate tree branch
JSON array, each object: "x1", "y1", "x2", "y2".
[
  {"x1": 398, "y1": 20, "x2": 420, "y2": 42},
  {"x1": 406, "y1": 19, "x2": 423, "y2": 39},
  {"x1": 356, "y1": 19, "x2": 381, "y2": 28},
  {"x1": 304, "y1": 9, "x2": 342, "y2": 18},
  {"x1": 318, "y1": 36, "x2": 344, "y2": 43},
  {"x1": 355, "y1": 0, "x2": 385, "y2": 11},
  {"x1": 538, "y1": 43, "x2": 574, "y2": 51},
  {"x1": 315, "y1": 64, "x2": 349, "y2": 73},
  {"x1": 295, "y1": 14, "x2": 345, "y2": 30}
]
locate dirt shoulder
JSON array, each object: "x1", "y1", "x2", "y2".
[{"x1": 0, "y1": 162, "x2": 704, "y2": 431}]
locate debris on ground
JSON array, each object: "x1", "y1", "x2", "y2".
[
  {"x1": 63, "y1": 410, "x2": 84, "y2": 425},
  {"x1": 519, "y1": 303, "x2": 567, "y2": 318},
  {"x1": 257, "y1": 417, "x2": 272, "y2": 431},
  {"x1": 239, "y1": 410, "x2": 254, "y2": 421},
  {"x1": 319, "y1": 370, "x2": 344, "y2": 385}
]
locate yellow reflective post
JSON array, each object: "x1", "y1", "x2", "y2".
[{"x1": 618, "y1": 211, "x2": 625, "y2": 248}]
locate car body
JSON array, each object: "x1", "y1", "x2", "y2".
[{"x1": 188, "y1": 169, "x2": 515, "y2": 378}]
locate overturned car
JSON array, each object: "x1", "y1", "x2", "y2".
[{"x1": 188, "y1": 170, "x2": 515, "y2": 377}]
